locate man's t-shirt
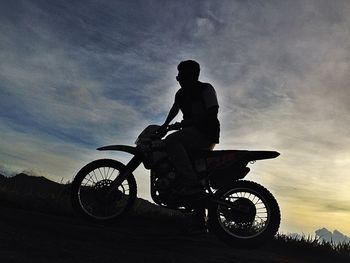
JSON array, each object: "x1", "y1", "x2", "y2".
[{"x1": 174, "y1": 81, "x2": 220, "y2": 143}]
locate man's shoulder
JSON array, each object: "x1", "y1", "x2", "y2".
[
  {"x1": 175, "y1": 88, "x2": 184, "y2": 97},
  {"x1": 198, "y1": 81, "x2": 213, "y2": 88},
  {"x1": 199, "y1": 82, "x2": 217, "y2": 96},
  {"x1": 199, "y1": 81, "x2": 218, "y2": 107},
  {"x1": 175, "y1": 88, "x2": 185, "y2": 104},
  {"x1": 198, "y1": 81, "x2": 215, "y2": 92}
]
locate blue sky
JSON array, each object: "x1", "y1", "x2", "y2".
[{"x1": 1, "y1": 0, "x2": 350, "y2": 235}]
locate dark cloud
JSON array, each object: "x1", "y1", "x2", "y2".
[{"x1": 321, "y1": 203, "x2": 350, "y2": 213}]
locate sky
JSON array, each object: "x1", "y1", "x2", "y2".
[{"x1": 1, "y1": 0, "x2": 350, "y2": 236}]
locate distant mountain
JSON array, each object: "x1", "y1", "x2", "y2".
[{"x1": 316, "y1": 228, "x2": 350, "y2": 244}]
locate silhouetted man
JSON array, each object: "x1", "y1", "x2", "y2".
[{"x1": 161, "y1": 60, "x2": 220, "y2": 196}]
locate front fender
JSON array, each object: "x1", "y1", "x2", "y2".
[{"x1": 97, "y1": 145, "x2": 137, "y2": 155}]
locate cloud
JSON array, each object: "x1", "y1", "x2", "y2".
[{"x1": 1, "y1": 0, "x2": 350, "y2": 235}]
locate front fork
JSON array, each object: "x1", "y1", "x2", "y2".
[{"x1": 106, "y1": 154, "x2": 142, "y2": 195}]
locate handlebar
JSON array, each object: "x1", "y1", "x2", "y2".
[
  {"x1": 167, "y1": 122, "x2": 182, "y2": 131},
  {"x1": 155, "y1": 122, "x2": 182, "y2": 138}
]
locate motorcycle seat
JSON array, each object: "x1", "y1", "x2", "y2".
[
  {"x1": 195, "y1": 150, "x2": 280, "y2": 162},
  {"x1": 204, "y1": 143, "x2": 216, "y2": 151}
]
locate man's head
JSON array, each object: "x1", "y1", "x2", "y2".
[{"x1": 176, "y1": 60, "x2": 200, "y2": 88}]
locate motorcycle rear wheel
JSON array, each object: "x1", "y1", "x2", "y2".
[
  {"x1": 71, "y1": 159, "x2": 137, "y2": 223},
  {"x1": 208, "y1": 180, "x2": 280, "y2": 248}
]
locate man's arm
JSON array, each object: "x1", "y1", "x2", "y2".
[
  {"x1": 193, "y1": 84, "x2": 219, "y2": 127},
  {"x1": 162, "y1": 104, "x2": 179, "y2": 126}
]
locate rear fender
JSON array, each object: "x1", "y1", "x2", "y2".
[
  {"x1": 97, "y1": 145, "x2": 137, "y2": 155},
  {"x1": 245, "y1": 151, "x2": 280, "y2": 161}
]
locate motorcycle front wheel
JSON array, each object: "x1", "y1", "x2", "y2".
[
  {"x1": 71, "y1": 159, "x2": 137, "y2": 223},
  {"x1": 208, "y1": 180, "x2": 280, "y2": 248}
]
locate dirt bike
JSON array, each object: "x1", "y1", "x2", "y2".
[{"x1": 71, "y1": 123, "x2": 281, "y2": 247}]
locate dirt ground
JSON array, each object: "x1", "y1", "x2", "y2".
[
  {"x1": 1, "y1": 206, "x2": 348, "y2": 263},
  {"x1": 1, "y1": 174, "x2": 348, "y2": 262},
  {"x1": 0, "y1": 207, "x2": 283, "y2": 263}
]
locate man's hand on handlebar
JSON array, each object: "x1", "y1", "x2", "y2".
[
  {"x1": 168, "y1": 122, "x2": 182, "y2": 130},
  {"x1": 156, "y1": 122, "x2": 183, "y2": 137},
  {"x1": 157, "y1": 123, "x2": 168, "y2": 136},
  {"x1": 180, "y1": 119, "x2": 193, "y2": 127}
]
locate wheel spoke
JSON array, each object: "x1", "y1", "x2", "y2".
[
  {"x1": 92, "y1": 170, "x2": 99, "y2": 182},
  {"x1": 102, "y1": 168, "x2": 107, "y2": 179},
  {"x1": 254, "y1": 200, "x2": 263, "y2": 205},
  {"x1": 97, "y1": 168, "x2": 104, "y2": 180},
  {"x1": 82, "y1": 174, "x2": 95, "y2": 186},
  {"x1": 107, "y1": 168, "x2": 115, "y2": 180},
  {"x1": 106, "y1": 167, "x2": 112, "y2": 179}
]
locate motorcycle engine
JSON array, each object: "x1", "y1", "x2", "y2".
[{"x1": 152, "y1": 159, "x2": 178, "y2": 191}]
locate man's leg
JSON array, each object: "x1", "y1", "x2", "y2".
[
  {"x1": 164, "y1": 127, "x2": 212, "y2": 192},
  {"x1": 164, "y1": 127, "x2": 210, "y2": 232}
]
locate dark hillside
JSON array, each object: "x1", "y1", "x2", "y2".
[
  {"x1": 0, "y1": 173, "x2": 68, "y2": 193},
  {"x1": 0, "y1": 173, "x2": 349, "y2": 262},
  {"x1": 0, "y1": 173, "x2": 178, "y2": 217}
]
